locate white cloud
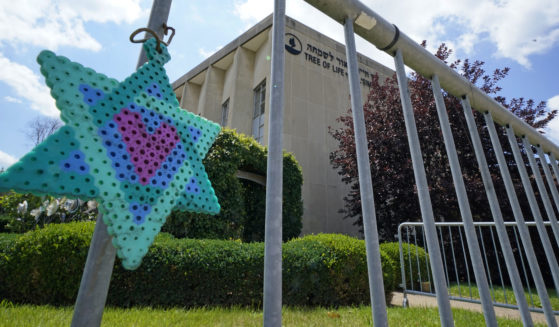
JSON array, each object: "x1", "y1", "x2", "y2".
[
  {"x1": 4, "y1": 96, "x2": 22, "y2": 104},
  {"x1": 0, "y1": 53, "x2": 57, "y2": 117},
  {"x1": 549, "y1": 95, "x2": 559, "y2": 110},
  {"x1": 233, "y1": 0, "x2": 559, "y2": 68},
  {"x1": 546, "y1": 95, "x2": 559, "y2": 145},
  {"x1": 0, "y1": 150, "x2": 18, "y2": 169},
  {"x1": 0, "y1": 0, "x2": 144, "y2": 51}
]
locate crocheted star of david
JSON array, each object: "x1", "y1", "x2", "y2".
[{"x1": 0, "y1": 38, "x2": 221, "y2": 270}]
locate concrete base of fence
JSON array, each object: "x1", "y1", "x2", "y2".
[{"x1": 390, "y1": 292, "x2": 557, "y2": 325}]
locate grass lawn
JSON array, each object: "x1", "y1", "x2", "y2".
[
  {"x1": 448, "y1": 283, "x2": 559, "y2": 310},
  {"x1": 0, "y1": 303, "x2": 544, "y2": 326}
]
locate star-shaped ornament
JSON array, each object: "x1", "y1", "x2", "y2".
[{"x1": 0, "y1": 38, "x2": 221, "y2": 270}]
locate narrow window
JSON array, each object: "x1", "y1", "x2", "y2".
[
  {"x1": 252, "y1": 80, "x2": 266, "y2": 143},
  {"x1": 221, "y1": 98, "x2": 229, "y2": 127}
]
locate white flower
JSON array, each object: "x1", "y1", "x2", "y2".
[
  {"x1": 30, "y1": 208, "x2": 43, "y2": 219},
  {"x1": 46, "y1": 199, "x2": 59, "y2": 216},
  {"x1": 16, "y1": 200, "x2": 28, "y2": 215}
]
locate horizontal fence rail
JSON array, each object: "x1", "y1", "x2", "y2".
[{"x1": 398, "y1": 221, "x2": 559, "y2": 316}]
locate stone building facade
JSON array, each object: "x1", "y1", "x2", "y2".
[{"x1": 172, "y1": 15, "x2": 394, "y2": 236}]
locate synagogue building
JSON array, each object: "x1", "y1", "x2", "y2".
[{"x1": 172, "y1": 14, "x2": 394, "y2": 236}]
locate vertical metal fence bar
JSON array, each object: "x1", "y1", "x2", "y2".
[
  {"x1": 461, "y1": 97, "x2": 532, "y2": 325},
  {"x1": 398, "y1": 225, "x2": 408, "y2": 304},
  {"x1": 407, "y1": 226, "x2": 414, "y2": 291},
  {"x1": 263, "y1": 1, "x2": 285, "y2": 325},
  {"x1": 449, "y1": 227, "x2": 461, "y2": 297},
  {"x1": 71, "y1": 215, "x2": 116, "y2": 327},
  {"x1": 485, "y1": 112, "x2": 556, "y2": 326},
  {"x1": 477, "y1": 226, "x2": 495, "y2": 302},
  {"x1": 523, "y1": 138, "x2": 559, "y2": 245},
  {"x1": 489, "y1": 226, "x2": 507, "y2": 304},
  {"x1": 506, "y1": 126, "x2": 559, "y2": 297},
  {"x1": 431, "y1": 75, "x2": 497, "y2": 326},
  {"x1": 513, "y1": 226, "x2": 535, "y2": 308},
  {"x1": 414, "y1": 227, "x2": 423, "y2": 287},
  {"x1": 394, "y1": 48, "x2": 454, "y2": 327},
  {"x1": 343, "y1": 18, "x2": 388, "y2": 327},
  {"x1": 538, "y1": 146, "x2": 559, "y2": 218},
  {"x1": 439, "y1": 226, "x2": 451, "y2": 288},
  {"x1": 422, "y1": 228, "x2": 433, "y2": 293},
  {"x1": 457, "y1": 228, "x2": 473, "y2": 299}
]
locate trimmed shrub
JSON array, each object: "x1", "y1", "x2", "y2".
[
  {"x1": 284, "y1": 234, "x2": 395, "y2": 306},
  {"x1": 162, "y1": 129, "x2": 303, "y2": 242},
  {"x1": 0, "y1": 223, "x2": 396, "y2": 307},
  {"x1": 380, "y1": 242, "x2": 430, "y2": 290}
]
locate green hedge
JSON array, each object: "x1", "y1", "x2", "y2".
[
  {"x1": 163, "y1": 129, "x2": 303, "y2": 242},
  {"x1": 0, "y1": 223, "x2": 395, "y2": 307},
  {"x1": 380, "y1": 242, "x2": 430, "y2": 290}
]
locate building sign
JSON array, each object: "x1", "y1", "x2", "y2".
[{"x1": 286, "y1": 32, "x2": 373, "y2": 88}]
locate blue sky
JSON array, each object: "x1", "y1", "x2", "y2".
[{"x1": 0, "y1": 0, "x2": 558, "y2": 169}]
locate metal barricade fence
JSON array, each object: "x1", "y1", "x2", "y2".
[
  {"x1": 263, "y1": 0, "x2": 559, "y2": 326},
  {"x1": 398, "y1": 221, "x2": 559, "y2": 315}
]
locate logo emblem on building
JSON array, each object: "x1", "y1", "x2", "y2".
[{"x1": 285, "y1": 33, "x2": 302, "y2": 55}]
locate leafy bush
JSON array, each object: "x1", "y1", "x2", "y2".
[
  {"x1": 284, "y1": 234, "x2": 395, "y2": 306},
  {"x1": 163, "y1": 129, "x2": 303, "y2": 242},
  {"x1": 0, "y1": 223, "x2": 396, "y2": 307},
  {"x1": 380, "y1": 242, "x2": 430, "y2": 290}
]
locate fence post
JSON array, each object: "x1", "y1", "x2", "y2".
[
  {"x1": 71, "y1": 215, "x2": 116, "y2": 327},
  {"x1": 263, "y1": 0, "x2": 286, "y2": 326},
  {"x1": 394, "y1": 49, "x2": 454, "y2": 327},
  {"x1": 343, "y1": 17, "x2": 388, "y2": 327}
]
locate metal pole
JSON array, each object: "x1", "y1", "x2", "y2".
[
  {"x1": 72, "y1": 2, "x2": 172, "y2": 326},
  {"x1": 431, "y1": 75, "x2": 497, "y2": 326},
  {"x1": 477, "y1": 226, "x2": 495, "y2": 302},
  {"x1": 263, "y1": 0, "x2": 285, "y2": 326},
  {"x1": 343, "y1": 17, "x2": 388, "y2": 327},
  {"x1": 489, "y1": 227, "x2": 507, "y2": 304},
  {"x1": 71, "y1": 215, "x2": 116, "y2": 327},
  {"x1": 484, "y1": 112, "x2": 556, "y2": 326},
  {"x1": 439, "y1": 226, "x2": 451, "y2": 288},
  {"x1": 136, "y1": 0, "x2": 172, "y2": 69},
  {"x1": 448, "y1": 227, "x2": 461, "y2": 296},
  {"x1": 422, "y1": 228, "x2": 433, "y2": 293},
  {"x1": 458, "y1": 228, "x2": 472, "y2": 299},
  {"x1": 394, "y1": 49, "x2": 454, "y2": 327},
  {"x1": 536, "y1": 145, "x2": 559, "y2": 239},
  {"x1": 461, "y1": 97, "x2": 533, "y2": 325},
  {"x1": 513, "y1": 226, "x2": 536, "y2": 307},
  {"x1": 506, "y1": 126, "x2": 559, "y2": 296}
]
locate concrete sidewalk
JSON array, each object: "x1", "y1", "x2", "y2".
[{"x1": 390, "y1": 292, "x2": 558, "y2": 325}]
